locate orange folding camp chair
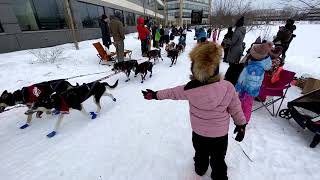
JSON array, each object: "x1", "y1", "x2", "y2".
[
  {"x1": 93, "y1": 42, "x2": 133, "y2": 65},
  {"x1": 92, "y1": 42, "x2": 116, "y2": 65}
]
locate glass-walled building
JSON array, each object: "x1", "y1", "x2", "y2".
[
  {"x1": 166, "y1": 0, "x2": 209, "y2": 25},
  {"x1": 0, "y1": 0, "x2": 164, "y2": 53}
]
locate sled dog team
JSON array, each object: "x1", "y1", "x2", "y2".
[{"x1": 0, "y1": 42, "x2": 186, "y2": 138}]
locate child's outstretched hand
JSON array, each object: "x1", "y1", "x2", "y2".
[
  {"x1": 234, "y1": 124, "x2": 247, "y2": 142},
  {"x1": 142, "y1": 89, "x2": 158, "y2": 100}
]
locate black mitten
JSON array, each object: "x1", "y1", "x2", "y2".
[
  {"x1": 234, "y1": 124, "x2": 247, "y2": 142},
  {"x1": 142, "y1": 89, "x2": 158, "y2": 100}
]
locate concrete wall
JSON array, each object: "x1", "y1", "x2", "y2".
[{"x1": 0, "y1": 0, "x2": 163, "y2": 53}]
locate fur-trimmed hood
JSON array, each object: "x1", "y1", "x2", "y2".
[{"x1": 189, "y1": 42, "x2": 222, "y2": 83}]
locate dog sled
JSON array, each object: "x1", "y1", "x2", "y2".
[
  {"x1": 93, "y1": 42, "x2": 132, "y2": 65},
  {"x1": 279, "y1": 89, "x2": 320, "y2": 148}
]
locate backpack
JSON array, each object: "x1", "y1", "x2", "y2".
[{"x1": 276, "y1": 26, "x2": 292, "y2": 43}]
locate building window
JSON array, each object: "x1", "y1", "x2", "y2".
[
  {"x1": 98, "y1": 6, "x2": 105, "y2": 17},
  {"x1": 13, "y1": 0, "x2": 67, "y2": 31},
  {"x1": 106, "y1": 7, "x2": 115, "y2": 17},
  {"x1": 0, "y1": 21, "x2": 4, "y2": 33},
  {"x1": 79, "y1": 2, "x2": 104, "y2": 28},
  {"x1": 124, "y1": 11, "x2": 135, "y2": 26}
]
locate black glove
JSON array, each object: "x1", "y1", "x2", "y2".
[
  {"x1": 142, "y1": 89, "x2": 158, "y2": 100},
  {"x1": 234, "y1": 124, "x2": 247, "y2": 142}
]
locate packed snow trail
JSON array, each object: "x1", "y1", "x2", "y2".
[{"x1": 0, "y1": 23, "x2": 319, "y2": 180}]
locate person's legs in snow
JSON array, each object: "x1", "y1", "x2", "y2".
[
  {"x1": 209, "y1": 135, "x2": 228, "y2": 180},
  {"x1": 114, "y1": 41, "x2": 124, "y2": 62},
  {"x1": 239, "y1": 92, "x2": 254, "y2": 123},
  {"x1": 141, "y1": 39, "x2": 148, "y2": 56},
  {"x1": 192, "y1": 132, "x2": 210, "y2": 176}
]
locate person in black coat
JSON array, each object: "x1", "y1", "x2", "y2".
[
  {"x1": 99, "y1": 15, "x2": 112, "y2": 49},
  {"x1": 159, "y1": 26, "x2": 165, "y2": 47},
  {"x1": 273, "y1": 19, "x2": 296, "y2": 61},
  {"x1": 207, "y1": 27, "x2": 212, "y2": 38},
  {"x1": 221, "y1": 27, "x2": 234, "y2": 61}
]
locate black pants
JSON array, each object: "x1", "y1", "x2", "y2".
[
  {"x1": 164, "y1": 35, "x2": 170, "y2": 44},
  {"x1": 192, "y1": 132, "x2": 228, "y2": 180},
  {"x1": 281, "y1": 43, "x2": 289, "y2": 62},
  {"x1": 159, "y1": 36, "x2": 164, "y2": 47},
  {"x1": 223, "y1": 47, "x2": 230, "y2": 61},
  {"x1": 224, "y1": 63, "x2": 244, "y2": 86},
  {"x1": 141, "y1": 39, "x2": 148, "y2": 55}
]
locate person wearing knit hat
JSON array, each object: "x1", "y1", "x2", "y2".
[
  {"x1": 257, "y1": 46, "x2": 284, "y2": 102},
  {"x1": 235, "y1": 41, "x2": 273, "y2": 123},
  {"x1": 142, "y1": 42, "x2": 247, "y2": 180},
  {"x1": 250, "y1": 41, "x2": 273, "y2": 60}
]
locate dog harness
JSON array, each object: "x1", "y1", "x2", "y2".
[
  {"x1": 26, "y1": 86, "x2": 43, "y2": 105},
  {"x1": 59, "y1": 96, "x2": 69, "y2": 114}
]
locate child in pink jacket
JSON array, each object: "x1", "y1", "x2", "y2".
[{"x1": 142, "y1": 42, "x2": 247, "y2": 180}]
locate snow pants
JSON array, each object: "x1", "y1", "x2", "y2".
[
  {"x1": 141, "y1": 39, "x2": 148, "y2": 56},
  {"x1": 192, "y1": 132, "x2": 228, "y2": 180},
  {"x1": 239, "y1": 92, "x2": 254, "y2": 123}
]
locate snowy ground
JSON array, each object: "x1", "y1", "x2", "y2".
[{"x1": 0, "y1": 23, "x2": 319, "y2": 180}]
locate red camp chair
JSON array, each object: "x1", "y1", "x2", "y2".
[{"x1": 253, "y1": 70, "x2": 296, "y2": 117}]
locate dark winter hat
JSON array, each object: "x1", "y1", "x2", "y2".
[
  {"x1": 250, "y1": 41, "x2": 273, "y2": 60},
  {"x1": 236, "y1": 16, "x2": 245, "y2": 27},
  {"x1": 101, "y1": 14, "x2": 108, "y2": 20},
  {"x1": 115, "y1": 12, "x2": 122, "y2": 19},
  {"x1": 269, "y1": 46, "x2": 283, "y2": 59},
  {"x1": 254, "y1": 36, "x2": 262, "y2": 44},
  {"x1": 189, "y1": 42, "x2": 222, "y2": 83},
  {"x1": 286, "y1": 19, "x2": 295, "y2": 25}
]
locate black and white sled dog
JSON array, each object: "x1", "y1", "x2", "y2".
[
  {"x1": 112, "y1": 60, "x2": 138, "y2": 82},
  {"x1": 0, "y1": 79, "x2": 78, "y2": 129},
  {"x1": 144, "y1": 49, "x2": 163, "y2": 64},
  {"x1": 167, "y1": 49, "x2": 179, "y2": 67},
  {"x1": 25, "y1": 80, "x2": 118, "y2": 138},
  {"x1": 134, "y1": 61, "x2": 153, "y2": 83}
]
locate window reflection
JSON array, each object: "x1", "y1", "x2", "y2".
[
  {"x1": 79, "y1": 2, "x2": 103, "y2": 28},
  {"x1": 12, "y1": 0, "x2": 67, "y2": 31},
  {"x1": 124, "y1": 11, "x2": 135, "y2": 26}
]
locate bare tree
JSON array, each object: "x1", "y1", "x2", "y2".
[
  {"x1": 211, "y1": 0, "x2": 256, "y2": 30},
  {"x1": 280, "y1": 0, "x2": 320, "y2": 10},
  {"x1": 30, "y1": 47, "x2": 68, "y2": 64}
]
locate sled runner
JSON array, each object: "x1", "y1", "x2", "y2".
[{"x1": 279, "y1": 89, "x2": 320, "y2": 148}]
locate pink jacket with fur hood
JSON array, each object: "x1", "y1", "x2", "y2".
[{"x1": 157, "y1": 80, "x2": 246, "y2": 138}]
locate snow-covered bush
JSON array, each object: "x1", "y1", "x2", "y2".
[{"x1": 29, "y1": 47, "x2": 67, "y2": 64}]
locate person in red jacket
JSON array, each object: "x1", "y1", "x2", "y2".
[{"x1": 137, "y1": 17, "x2": 150, "y2": 56}]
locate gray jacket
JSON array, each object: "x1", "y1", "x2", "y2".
[
  {"x1": 164, "y1": 28, "x2": 170, "y2": 35},
  {"x1": 225, "y1": 26, "x2": 246, "y2": 64}
]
